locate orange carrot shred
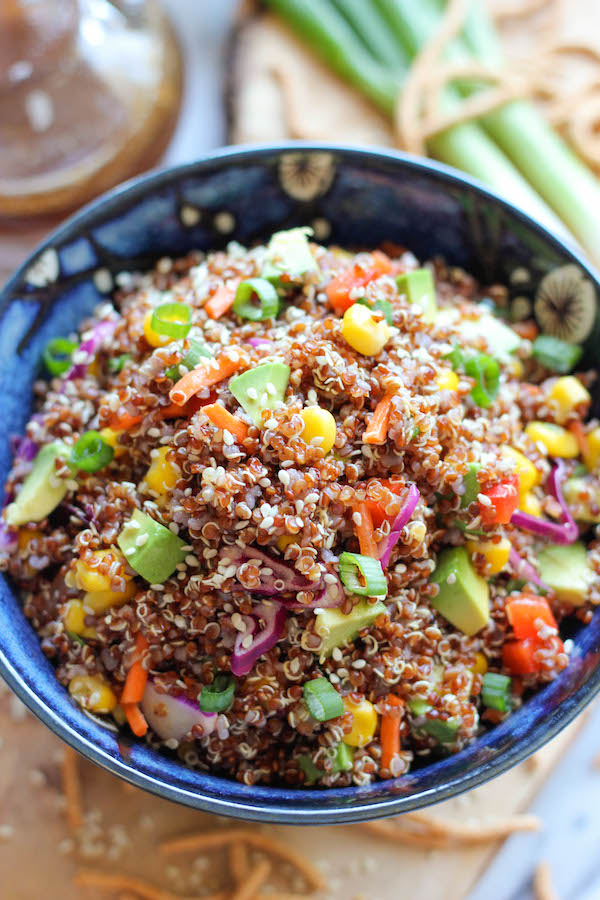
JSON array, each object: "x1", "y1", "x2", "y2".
[
  {"x1": 203, "y1": 403, "x2": 249, "y2": 442},
  {"x1": 569, "y1": 420, "x2": 590, "y2": 461},
  {"x1": 109, "y1": 411, "x2": 143, "y2": 430},
  {"x1": 380, "y1": 695, "x2": 404, "y2": 770},
  {"x1": 123, "y1": 702, "x2": 148, "y2": 737},
  {"x1": 363, "y1": 393, "x2": 394, "y2": 444},
  {"x1": 121, "y1": 633, "x2": 149, "y2": 705},
  {"x1": 169, "y1": 354, "x2": 243, "y2": 406},
  {"x1": 354, "y1": 501, "x2": 378, "y2": 558},
  {"x1": 204, "y1": 279, "x2": 240, "y2": 320}
]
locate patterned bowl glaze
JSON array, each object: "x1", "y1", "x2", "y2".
[{"x1": 2, "y1": 144, "x2": 600, "y2": 825}]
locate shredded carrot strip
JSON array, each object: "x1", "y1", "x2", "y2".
[
  {"x1": 109, "y1": 411, "x2": 143, "y2": 430},
  {"x1": 204, "y1": 280, "x2": 240, "y2": 320},
  {"x1": 123, "y1": 702, "x2": 148, "y2": 737},
  {"x1": 203, "y1": 403, "x2": 249, "y2": 442},
  {"x1": 569, "y1": 420, "x2": 590, "y2": 461},
  {"x1": 231, "y1": 859, "x2": 271, "y2": 900},
  {"x1": 169, "y1": 354, "x2": 243, "y2": 406},
  {"x1": 74, "y1": 870, "x2": 212, "y2": 900},
  {"x1": 363, "y1": 393, "x2": 394, "y2": 444},
  {"x1": 380, "y1": 694, "x2": 404, "y2": 770},
  {"x1": 353, "y1": 501, "x2": 378, "y2": 558},
  {"x1": 160, "y1": 829, "x2": 325, "y2": 891},
  {"x1": 121, "y1": 633, "x2": 149, "y2": 705},
  {"x1": 61, "y1": 747, "x2": 83, "y2": 831}
]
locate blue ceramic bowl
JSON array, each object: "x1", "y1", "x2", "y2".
[{"x1": 2, "y1": 144, "x2": 600, "y2": 825}]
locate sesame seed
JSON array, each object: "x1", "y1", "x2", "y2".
[
  {"x1": 135, "y1": 534, "x2": 149, "y2": 547},
  {"x1": 247, "y1": 387, "x2": 258, "y2": 400},
  {"x1": 477, "y1": 493, "x2": 492, "y2": 507}
]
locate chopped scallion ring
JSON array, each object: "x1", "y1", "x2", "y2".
[
  {"x1": 303, "y1": 677, "x2": 344, "y2": 722},
  {"x1": 233, "y1": 278, "x2": 279, "y2": 321},
  {"x1": 151, "y1": 302, "x2": 191, "y2": 339},
  {"x1": 70, "y1": 430, "x2": 114, "y2": 473},
  {"x1": 43, "y1": 337, "x2": 78, "y2": 376},
  {"x1": 166, "y1": 338, "x2": 213, "y2": 381},
  {"x1": 108, "y1": 354, "x2": 131, "y2": 374},
  {"x1": 465, "y1": 353, "x2": 500, "y2": 408},
  {"x1": 339, "y1": 551, "x2": 387, "y2": 597},
  {"x1": 481, "y1": 672, "x2": 512, "y2": 712},
  {"x1": 199, "y1": 674, "x2": 235, "y2": 712}
]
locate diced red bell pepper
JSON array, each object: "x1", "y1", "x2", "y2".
[
  {"x1": 364, "y1": 479, "x2": 404, "y2": 527},
  {"x1": 479, "y1": 475, "x2": 519, "y2": 525},
  {"x1": 326, "y1": 251, "x2": 394, "y2": 316},
  {"x1": 506, "y1": 595, "x2": 557, "y2": 640},
  {"x1": 502, "y1": 635, "x2": 564, "y2": 674}
]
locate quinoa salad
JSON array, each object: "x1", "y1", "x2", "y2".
[{"x1": 2, "y1": 227, "x2": 600, "y2": 788}]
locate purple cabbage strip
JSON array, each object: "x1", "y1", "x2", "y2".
[
  {"x1": 379, "y1": 483, "x2": 421, "y2": 568},
  {"x1": 221, "y1": 544, "x2": 317, "y2": 594},
  {"x1": 231, "y1": 601, "x2": 286, "y2": 676},
  {"x1": 508, "y1": 547, "x2": 549, "y2": 591},
  {"x1": 65, "y1": 319, "x2": 117, "y2": 381},
  {"x1": 247, "y1": 337, "x2": 273, "y2": 348},
  {"x1": 511, "y1": 459, "x2": 578, "y2": 546}
]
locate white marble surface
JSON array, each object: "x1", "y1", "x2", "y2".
[{"x1": 161, "y1": 3, "x2": 600, "y2": 897}]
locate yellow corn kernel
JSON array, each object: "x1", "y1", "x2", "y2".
[
  {"x1": 88, "y1": 356, "x2": 100, "y2": 377},
  {"x1": 300, "y1": 407, "x2": 337, "y2": 454},
  {"x1": 84, "y1": 579, "x2": 137, "y2": 614},
  {"x1": 548, "y1": 376, "x2": 591, "y2": 423},
  {"x1": 145, "y1": 446, "x2": 179, "y2": 495},
  {"x1": 342, "y1": 696, "x2": 378, "y2": 747},
  {"x1": 436, "y1": 368, "x2": 459, "y2": 391},
  {"x1": 99, "y1": 427, "x2": 125, "y2": 458},
  {"x1": 341, "y1": 303, "x2": 390, "y2": 356},
  {"x1": 62, "y1": 599, "x2": 97, "y2": 639},
  {"x1": 502, "y1": 447, "x2": 541, "y2": 496},
  {"x1": 584, "y1": 426, "x2": 600, "y2": 471},
  {"x1": 520, "y1": 491, "x2": 542, "y2": 517},
  {"x1": 143, "y1": 310, "x2": 170, "y2": 348},
  {"x1": 465, "y1": 536, "x2": 511, "y2": 575},
  {"x1": 525, "y1": 422, "x2": 579, "y2": 458},
  {"x1": 17, "y1": 528, "x2": 43, "y2": 552},
  {"x1": 471, "y1": 652, "x2": 488, "y2": 676},
  {"x1": 69, "y1": 674, "x2": 117, "y2": 714},
  {"x1": 73, "y1": 550, "x2": 117, "y2": 593},
  {"x1": 277, "y1": 535, "x2": 297, "y2": 551}
]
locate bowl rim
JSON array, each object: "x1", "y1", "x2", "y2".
[{"x1": 2, "y1": 141, "x2": 600, "y2": 825}]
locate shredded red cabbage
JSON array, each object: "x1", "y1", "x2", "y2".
[
  {"x1": 65, "y1": 319, "x2": 117, "y2": 381},
  {"x1": 230, "y1": 601, "x2": 286, "y2": 676},
  {"x1": 141, "y1": 681, "x2": 216, "y2": 742},
  {"x1": 508, "y1": 547, "x2": 549, "y2": 591},
  {"x1": 511, "y1": 459, "x2": 578, "y2": 545},
  {"x1": 379, "y1": 483, "x2": 420, "y2": 568},
  {"x1": 221, "y1": 544, "x2": 317, "y2": 594},
  {"x1": 247, "y1": 337, "x2": 273, "y2": 348}
]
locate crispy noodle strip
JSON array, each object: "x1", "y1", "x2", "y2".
[
  {"x1": 231, "y1": 859, "x2": 271, "y2": 900},
  {"x1": 160, "y1": 829, "x2": 325, "y2": 892},
  {"x1": 534, "y1": 861, "x2": 560, "y2": 900},
  {"x1": 492, "y1": 0, "x2": 554, "y2": 22},
  {"x1": 361, "y1": 812, "x2": 541, "y2": 849},
  {"x1": 230, "y1": 840, "x2": 250, "y2": 885},
  {"x1": 61, "y1": 747, "x2": 83, "y2": 831},
  {"x1": 74, "y1": 871, "x2": 217, "y2": 900}
]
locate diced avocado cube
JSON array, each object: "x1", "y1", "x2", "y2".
[
  {"x1": 408, "y1": 697, "x2": 431, "y2": 717},
  {"x1": 563, "y1": 477, "x2": 600, "y2": 523},
  {"x1": 5, "y1": 441, "x2": 72, "y2": 527},
  {"x1": 315, "y1": 598, "x2": 388, "y2": 662},
  {"x1": 333, "y1": 742, "x2": 355, "y2": 773},
  {"x1": 537, "y1": 541, "x2": 595, "y2": 606},
  {"x1": 298, "y1": 754, "x2": 322, "y2": 783},
  {"x1": 396, "y1": 268, "x2": 437, "y2": 322},
  {"x1": 460, "y1": 462, "x2": 482, "y2": 508},
  {"x1": 229, "y1": 362, "x2": 290, "y2": 427},
  {"x1": 419, "y1": 717, "x2": 459, "y2": 744},
  {"x1": 117, "y1": 509, "x2": 187, "y2": 584},
  {"x1": 431, "y1": 546, "x2": 490, "y2": 636},
  {"x1": 262, "y1": 227, "x2": 319, "y2": 283},
  {"x1": 456, "y1": 314, "x2": 521, "y2": 363}
]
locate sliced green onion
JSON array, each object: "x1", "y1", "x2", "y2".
[
  {"x1": 70, "y1": 431, "x2": 114, "y2": 473},
  {"x1": 233, "y1": 278, "x2": 279, "y2": 321},
  {"x1": 333, "y1": 742, "x2": 355, "y2": 772},
  {"x1": 444, "y1": 344, "x2": 465, "y2": 371},
  {"x1": 199, "y1": 674, "x2": 235, "y2": 712},
  {"x1": 166, "y1": 338, "x2": 213, "y2": 381},
  {"x1": 108, "y1": 354, "x2": 131, "y2": 374},
  {"x1": 531, "y1": 335, "x2": 583, "y2": 374},
  {"x1": 298, "y1": 754, "x2": 322, "y2": 782},
  {"x1": 408, "y1": 697, "x2": 430, "y2": 717},
  {"x1": 339, "y1": 551, "x2": 387, "y2": 598},
  {"x1": 67, "y1": 631, "x2": 86, "y2": 646},
  {"x1": 303, "y1": 677, "x2": 344, "y2": 722},
  {"x1": 43, "y1": 337, "x2": 78, "y2": 375},
  {"x1": 151, "y1": 302, "x2": 191, "y2": 339},
  {"x1": 356, "y1": 297, "x2": 394, "y2": 325},
  {"x1": 481, "y1": 672, "x2": 512, "y2": 712},
  {"x1": 464, "y1": 353, "x2": 500, "y2": 408}
]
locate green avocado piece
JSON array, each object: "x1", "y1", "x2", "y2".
[
  {"x1": 333, "y1": 742, "x2": 355, "y2": 773},
  {"x1": 431, "y1": 547, "x2": 490, "y2": 636},
  {"x1": 460, "y1": 462, "x2": 482, "y2": 508},
  {"x1": 408, "y1": 697, "x2": 431, "y2": 717},
  {"x1": 298, "y1": 755, "x2": 322, "y2": 783},
  {"x1": 5, "y1": 441, "x2": 72, "y2": 527},
  {"x1": 262, "y1": 227, "x2": 319, "y2": 283},
  {"x1": 315, "y1": 598, "x2": 388, "y2": 661},
  {"x1": 418, "y1": 717, "x2": 460, "y2": 744},
  {"x1": 459, "y1": 315, "x2": 520, "y2": 363},
  {"x1": 229, "y1": 362, "x2": 290, "y2": 426},
  {"x1": 396, "y1": 268, "x2": 437, "y2": 323},
  {"x1": 537, "y1": 541, "x2": 595, "y2": 606},
  {"x1": 563, "y1": 477, "x2": 600, "y2": 523},
  {"x1": 117, "y1": 509, "x2": 187, "y2": 584}
]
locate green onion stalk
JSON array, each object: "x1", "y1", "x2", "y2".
[{"x1": 264, "y1": 0, "x2": 600, "y2": 265}]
